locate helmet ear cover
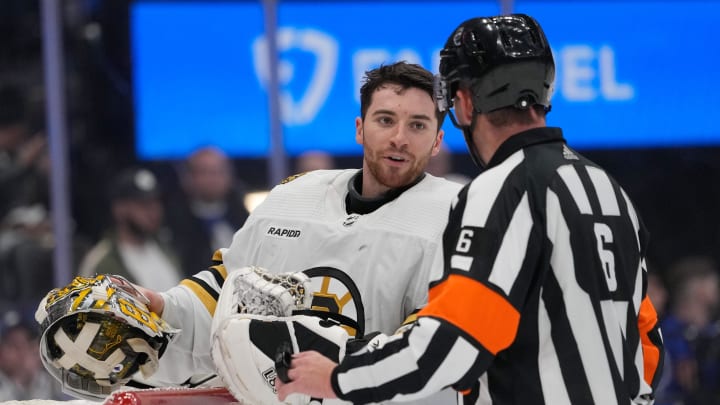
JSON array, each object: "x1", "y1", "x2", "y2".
[
  {"x1": 437, "y1": 14, "x2": 555, "y2": 114},
  {"x1": 469, "y1": 61, "x2": 554, "y2": 113}
]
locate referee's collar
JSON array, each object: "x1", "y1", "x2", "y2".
[{"x1": 486, "y1": 127, "x2": 565, "y2": 169}]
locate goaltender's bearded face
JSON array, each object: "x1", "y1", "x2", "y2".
[{"x1": 356, "y1": 84, "x2": 444, "y2": 198}]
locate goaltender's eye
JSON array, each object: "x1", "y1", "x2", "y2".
[
  {"x1": 410, "y1": 121, "x2": 427, "y2": 131},
  {"x1": 377, "y1": 115, "x2": 395, "y2": 126}
]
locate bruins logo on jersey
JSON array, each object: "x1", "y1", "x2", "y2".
[
  {"x1": 279, "y1": 172, "x2": 308, "y2": 184},
  {"x1": 299, "y1": 267, "x2": 366, "y2": 338}
]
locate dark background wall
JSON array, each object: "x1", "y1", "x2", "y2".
[{"x1": 2, "y1": 0, "x2": 719, "y2": 280}]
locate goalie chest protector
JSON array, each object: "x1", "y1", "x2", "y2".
[{"x1": 222, "y1": 169, "x2": 462, "y2": 336}]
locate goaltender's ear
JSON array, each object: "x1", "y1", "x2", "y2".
[
  {"x1": 430, "y1": 129, "x2": 444, "y2": 157},
  {"x1": 355, "y1": 117, "x2": 363, "y2": 145}
]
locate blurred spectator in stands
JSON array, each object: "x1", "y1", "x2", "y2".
[
  {"x1": 646, "y1": 269, "x2": 673, "y2": 400},
  {"x1": 0, "y1": 308, "x2": 65, "y2": 400},
  {"x1": 165, "y1": 146, "x2": 249, "y2": 277},
  {"x1": 425, "y1": 141, "x2": 471, "y2": 184},
  {"x1": 0, "y1": 204, "x2": 55, "y2": 311},
  {"x1": 648, "y1": 270, "x2": 669, "y2": 319},
  {"x1": 294, "y1": 150, "x2": 336, "y2": 173},
  {"x1": 0, "y1": 83, "x2": 59, "y2": 310},
  {"x1": 0, "y1": 84, "x2": 47, "y2": 221},
  {"x1": 656, "y1": 255, "x2": 720, "y2": 405},
  {"x1": 78, "y1": 167, "x2": 182, "y2": 290}
]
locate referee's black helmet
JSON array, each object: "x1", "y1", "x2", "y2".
[{"x1": 436, "y1": 14, "x2": 555, "y2": 114}]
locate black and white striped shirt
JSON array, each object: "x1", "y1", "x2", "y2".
[{"x1": 331, "y1": 127, "x2": 664, "y2": 405}]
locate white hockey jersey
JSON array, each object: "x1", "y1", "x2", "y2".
[{"x1": 151, "y1": 169, "x2": 462, "y2": 402}]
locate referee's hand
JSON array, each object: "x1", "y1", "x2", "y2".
[{"x1": 276, "y1": 351, "x2": 338, "y2": 401}]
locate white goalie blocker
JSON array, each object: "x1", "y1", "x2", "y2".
[{"x1": 211, "y1": 267, "x2": 350, "y2": 405}]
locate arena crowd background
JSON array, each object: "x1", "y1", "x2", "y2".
[{"x1": 1, "y1": 0, "x2": 719, "y2": 403}]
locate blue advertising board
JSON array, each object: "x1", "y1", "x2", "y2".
[
  {"x1": 515, "y1": 0, "x2": 719, "y2": 149},
  {"x1": 131, "y1": 1, "x2": 720, "y2": 159}
]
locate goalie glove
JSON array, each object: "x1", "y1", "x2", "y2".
[
  {"x1": 213, "y1": 266, "x2": 313, "y2": 322},
  {"x1": 35, "y1": 274, "x2": 178, "y2": 400},
  {"x1": 210, "y1": 266, "x2": 316, "y2": 404},
  {"x1": 211, "y1": 313, "x2": 349, "y2": 405}
]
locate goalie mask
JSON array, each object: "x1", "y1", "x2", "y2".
[{"x1": 35, "y1": 274, "x2": 178, "y2": 400}]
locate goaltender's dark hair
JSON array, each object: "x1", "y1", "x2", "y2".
[{"x1": 359, "y1": 61, "x2": 446, "y2": 128}]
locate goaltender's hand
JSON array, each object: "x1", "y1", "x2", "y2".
[
  {"x1": 134, "y1": 284, "x2": 165, "y2": 316},
  {"x1": 276, "y1": 351, "x2": 339, "y2": 401}
]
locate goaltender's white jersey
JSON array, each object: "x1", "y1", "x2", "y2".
[
  {"x1": 223, "y1": 169, "x2": 461, "y2": 335},
  {"x1": 152, "y1": 169, "x2": 462, "y2": 395}
]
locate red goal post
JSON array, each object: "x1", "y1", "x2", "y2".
[{"x1": 103, "y1": 387, "x2": 238, "y2": 405}]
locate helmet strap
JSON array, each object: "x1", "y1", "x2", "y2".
[{"x1": 449, "y1": 109, "x2": 485, "y2": 170}]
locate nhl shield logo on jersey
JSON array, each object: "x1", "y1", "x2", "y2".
[
  {"x1": 300, "y1": 267, "x2": 366, "y2": 338},
  {"x1": 279, "y1": 172, "x2": 308, "y2": 184},
  {"x1": 562, "y1": 144, "x2": 579, "y2": 160},
  {"x1": 342, "y1": 214, "x2": 360, "y2": 227}
]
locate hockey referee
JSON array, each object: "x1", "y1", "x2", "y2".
[{"x1": 278, "y1": 13, "x2": 664, "y2": 405}]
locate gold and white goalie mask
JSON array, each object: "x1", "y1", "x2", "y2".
[{"x1": 35, "y1": 274, "x2": 178, "y2": 400}]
